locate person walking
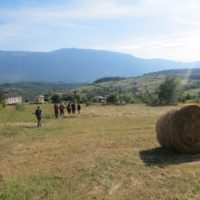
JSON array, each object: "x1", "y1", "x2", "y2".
[
  {"x1": 59, "y1": 103, "x2": 65, "y2": 117},
  {"x1": 35, "y1": 106, "x2": 42, "y2": 128},
  {"x1": 77, "y1": 103, "x2": 81, "y2": 114},
  {"x1": 67, "y1": 103, "x2": 72, "y2": 115},
  {"x1": 54, "y1": 103, "x2": 59, "y2": 118},
  {"x1": 71, "y1": 102, "x2": 76, "y2": 114}
]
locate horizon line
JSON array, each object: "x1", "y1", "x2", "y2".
[{"x1": 0, "y1": 47, "x2": 197, "y2": 63}]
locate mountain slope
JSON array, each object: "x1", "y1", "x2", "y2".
[
  {"x1": 0, "y1": 48, "x2": 198, "y2": 83},
  {"x1": 1, "y1": 68, "x2": 200, "y2": 99}
]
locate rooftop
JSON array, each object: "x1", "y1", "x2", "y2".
[{"x1": 5, "y1": 93, "x2": 22, "y2": 98}]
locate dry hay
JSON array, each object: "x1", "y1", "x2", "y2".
[{"x1": 156, "y1": 105, "x2": 200, "y2": 153}]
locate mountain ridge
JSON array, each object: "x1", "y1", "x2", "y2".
[{"x1": 0, "y1": 48, "x2": 199, "y2": 83}]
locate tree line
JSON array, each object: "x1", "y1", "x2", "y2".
[{"x1": 1, "y1": 76, "x2": 200, "y2": 107}]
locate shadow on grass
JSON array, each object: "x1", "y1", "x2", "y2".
[
  {"x1": 15, "y1": 124, "x2": 36, "y2": 129},
  {"x1": 7, "y1": 122, "x2": 37, "y2": 129},
  {"x1": 139, "y1": 147, "x2": 200, "y2": 167}
]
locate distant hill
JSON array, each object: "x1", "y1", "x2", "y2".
[
  {"x1": 0, "y1": 82, "x2": 85, "y2": 99},
  {"x1": 93, "y1": 77, "x2": 127, "y2": 84},
  {"x1": 145, "y1": 68, "x2": 200, "y2": 80},
  {"x1": 1, "y1": 68, "x2": 200, "y2": 100},
  {"x1": 69, "y1": 68, "x2": 200, "y2": 98},
  {"x1": 1, "y1": 48, "x2": 199, "y2": 83}
]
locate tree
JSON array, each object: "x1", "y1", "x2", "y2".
[
  {"x1": 107, "y1": 94, "x2": 118, "y2": 104},
  {"x1": 185, "y1": 93, "x2": 191, "y2": 100},
  {"x1": 0, "y1": 91, "x2": 5, "y2": 108},
  {"x1": 157, "y1": 76, "x2": 181, "y2": 105},
  {"x1": 119, "y1": 93, "x2": 132, "y2": 103},
  {"x1": 62, "y1": 94, "x2": 74, "y2": 102},
  {"x1": 74, "y1": 93, "x2": 80, "y2": 103},
  {"x1": 51, "y1": 94, "x2": 61, "y2": 103}
]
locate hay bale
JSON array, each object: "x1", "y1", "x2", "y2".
[{"x1": 156, "y1": 105, "x2": 200, "y2": 153}]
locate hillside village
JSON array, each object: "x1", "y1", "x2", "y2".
[{"x1": 1, "y1": 68, "x2": 200, "y2": 107}]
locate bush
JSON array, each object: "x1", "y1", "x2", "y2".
[
  {"x1": 15, "y1": 103, "x2": 25, "y2": 111},
  {"x1": 2, "y1": 101, "x2": 6, "y2": 108},
  {"x1": 62, "y1": 94, "x2": 73, "y2": 102},
  {"x1": 107, "y1": 94, "x2": 118, "y2": 104},
  {"x1": 85, "y1": 101, "x2": 91, "y2": 106},
  {"x1": 80, "y1": 96, "x2": 88, "y2": 104},
  {"x1": 137, "y1": 91, "x2": 159, "y2": 106},
  {"x1": 51, "y1": 94, "x2": 61, "y2": 103},
  {"x1": 185, "y1": 93, "x2": 191, "y2": 100},
  {"x1": 0, "y1": 91, "x2": 5, "y2": 107},
  {"x1": 193, "y1": 98, "x2": 200, "y2": 104},
  {"x1": 156, "y1": 76, "x2": 182, "y2": 105},
  {"x1": 119, "y1": 94, "x2": 133, "y2": 104},
  {"x1": 62, "y1": 94, "x2": 74, "y2": 102}
]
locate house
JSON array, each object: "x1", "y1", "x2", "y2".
[
  {"x1": 5, "y1": 93, "x2": 22, "y2": 105},
  {"x1": 94, "y1": 96, "x2": 107, "y2": 103},
  {"x1": 35, "y1": 95, "x2": 45, "y2": 104}
]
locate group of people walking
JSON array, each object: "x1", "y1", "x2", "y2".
[
  {"x1": 34, "y1": 102, "x2": 81, "y2": 128},
  {"x1": 54, "y1": 102, "x2": 81, "y2": 118}
]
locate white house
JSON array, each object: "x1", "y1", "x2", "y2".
[
  {"x1": 5, "y1": 93, "x2": 23, "y2": 105},
  {"x1": 94, "y1": 96, "x2": 107, "y2": 103},
  {"x1": 36, "y1": 95, "x2": 45, "y2": 104}
]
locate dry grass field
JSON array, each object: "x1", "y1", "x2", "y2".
[{"x1": 0, "y1": 104, "x2": 200, "y2": 200}]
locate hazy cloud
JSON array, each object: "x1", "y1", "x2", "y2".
[{"x1": 1, "y1": 0, "x2": 200, "y2": 61}]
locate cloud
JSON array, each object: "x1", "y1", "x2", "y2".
[
  {"x1": 1, "y1": 0, "x2": 133, "y2": 22},
  {"x1": 0, "y1": 23, "x2": 19, "y2": 43},
  {"x1": 1, "y1": 0, "x2": 200, "y2": 27},
  {"x1": 175, "y1": 18, "x2": 200, "y2": 27},
  {"x1": 110, "y1": 31, "x2": 200, "y2": 61},
  {"x1": 1, "y1": 0, "x2": 200, "y2": 61}
]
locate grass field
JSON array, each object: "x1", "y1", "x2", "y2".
[{"x1": 0, "y1": 103, "x2": 200, "y2": 200}]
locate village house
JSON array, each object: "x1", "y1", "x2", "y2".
[
  {"x1": 5, "y1": 93, "x2": 23, "y2": 105},
  {"x1": 94, "y1": 96, "x2": 107, "y2": 104},
  {"x1": 35, "y1": 95, "x2": 45, "y2": 104}
]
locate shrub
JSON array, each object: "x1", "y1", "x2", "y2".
[
  {"x1": 51, "y1": 94, "x2": 61, "y2": 103},
  {"x1": 156, "y1": 76, "x2": 182, "y2": 105},
  {"x1": 15, "y1": 103, "x2": 25, "y2": 111},
  {"x1": 0, "y1": 91, "x2": 5, "y2": 107},
  {"x1": 107, "y1": 94, "x2": 118, "y2": 104}
]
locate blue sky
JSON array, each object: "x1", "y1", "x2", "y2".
[{"x1": 1, "y1": 0, "x2": 200, "y2": 61}]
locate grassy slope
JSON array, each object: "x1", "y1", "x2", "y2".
[
  {"x1": 1, "y1": 104, "x2": 200, "y2": 199},
  {"x1": 74, "y1": 75, "x2": 165, "y2": 95},
  {"x1": 1, "y1": 69, "x2": 200, "y2": 98},
  {"x1": 71, "y1": 73, "x2": 199, "y2": 97},
  {"x1": 74, "y1": 68, "x2": 199, "y2": 97}
]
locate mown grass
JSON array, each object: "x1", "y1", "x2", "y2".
[{"x1": 0, "y1": 103, "x2": 200, "y2": 200}]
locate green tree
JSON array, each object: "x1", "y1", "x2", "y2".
[
  {"x1": 119, "y1": 93, "x2": 132, "y2": 103},
  {"x1": 107, "y1": 94, "x2": 118, "y2": 104},
  {"x1": 80, "y1": 95, "x2": 88, "y2": 104},
  {"x1": 62, "y1": 94, "x2": 74, "y2": 102},
  {"x1": 185, "y1": 93, "x2": 191, "y2": 101},
  {"x1": 0, "y1": 91, "x2": 5, "y2": 107},
  {"x1": 74, "y1": 94, "x2": 80, "y2": 103},
  {"x1": 51, "y1": 94, "x2": 61, "y2": 103},
  {"x1": 157, "y1": 76, "x2": 181, "y2": 105}
]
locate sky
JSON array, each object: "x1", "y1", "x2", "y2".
[{"x1": 1, "y1": 0, "x2": 200, "y2": 61}]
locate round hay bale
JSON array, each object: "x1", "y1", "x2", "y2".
[{"x1": 156, "y1": 105, "x2": 200, "y2": 153}]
